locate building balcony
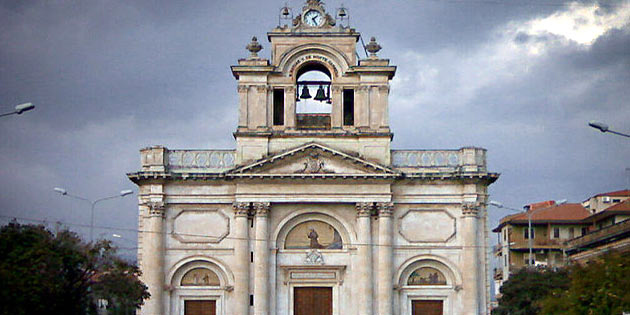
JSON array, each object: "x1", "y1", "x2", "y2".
[
  {"x1": 566, "y1": 218, "x2": 630, "y2": 253},
  {"x1": 493, "y1": 268, "x2": 503, "y2": 280},
  {"x1": 508, "y1": 238, "x2": 564, "y2": 250},
  {"x1": 493, "y1": 244, "x2": 502, "y2": 254}
]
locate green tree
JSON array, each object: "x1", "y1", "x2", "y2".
[
  {"x1": 0, "y1": 222, "x2": 149, "y2": 315},
  {"x1": 493, "y1": 267, "x2": 570, "y2": 315},
  {"x1": 540, "y1": 251, "x2": 630, "y2": 315}
]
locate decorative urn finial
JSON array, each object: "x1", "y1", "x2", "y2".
[
  {"x1": 246, "y1": 36, "x2": 263, "y2": 58},
  {"x1": 366, "y1": 37, "x2": 382, "y2": 58}
]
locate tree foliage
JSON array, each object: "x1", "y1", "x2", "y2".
[
  {"x1": 0, "y1": 222, "x2": 149, "y2": 315},
  {"x1": 492, "y1": 267, "x2": 570, "y2": 315},
  {"x1": 539, "y1": 251, "x2": 630, "y2": 315}
]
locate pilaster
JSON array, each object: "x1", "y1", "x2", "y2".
[
  {"x1": 253, "y1": 202, "x2": 271, "y2": 315},
  {"x1": 140, "y1": 201, "x2": 165, "y2": 315},
  {"x1": 376, "y1": 202, "x2": 394, "y2": 315},
  {"x1": 233, "y1": 202, "x2": 251, "y2": 315},
  {"x1": 356, "y1": 202, "x2": 374, "y2": 315},
  {"x1": 461, "y1": 202, "x2": 481, "y2": 313}
]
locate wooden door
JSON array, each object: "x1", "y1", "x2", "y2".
[
  {"x1": 184, "y1": 300, "x2": 216, "y2": 315},
  {"x1": 412, "y1": 300, "x2": 443, "y2": 315},
  {"x1": 294, "y1": 287, "x2": 333, "y2": 315}
]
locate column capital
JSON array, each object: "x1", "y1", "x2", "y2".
[
  {"x1": 462, "y1": 202, "x2": 481, "y2": 217},
  {"x1": 356, "y1": 202, "x2": 374, "y2": 217},
  {"x1": 146, "y1": 201, "x2": 165, "y2": 218},
  {"x1": 233, "y1": 202, "x2": 251, "y2": 217},
  {"x1": 376, "y1": 202, "x2": 394, "y2": 217},
  {"x1": 237, "y1": 85, "x2": 250, "y2": 92},
  {"x1": 285, "y1": 85, "x2": 295, "y2": 92},
  {"x1": 253, "y1": 202, "x2": 271, "y2": 216}
]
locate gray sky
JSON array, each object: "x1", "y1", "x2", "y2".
[{"x1": 1, "y1": 0, "x2": 629, "y2": 259}]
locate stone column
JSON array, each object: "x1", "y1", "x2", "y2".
[
  {"x1": 253, "y1": 202, "x2": 270, "y2": 315},
  {"x1": 376, "y1": 202, "x2": 394, "y2": 315},
  {"x1": 237, "y1": 85, "x2": 249, "y2": 130},
  {"x1": 356, "y1": 202, "x2": 374, "y2": 315},
  {"x1": 141, "y1": 202, "x2": 165, "y2": 315},
  {"x1": 233, "y1": 202, "x2": 251, "y2": 315},
  {"x1": 462, "y1": 202, "x2": 481, "y2": 313},
  {"x1": 285, "y1": 86, "x2": 296, "y2": 129},
  {"x1": 331, "y1": 85, "x2": 343, "y2": 129}
]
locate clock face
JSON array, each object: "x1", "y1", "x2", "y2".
[{"x1": 304, "y1": 10, "x2": 323, "y2": 27}]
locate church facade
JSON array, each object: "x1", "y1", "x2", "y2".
[{"x1": 128, "y1": 1, "x2": 498, "y2": 314}]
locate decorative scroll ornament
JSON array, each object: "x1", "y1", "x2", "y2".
[
  {"x1": 246, "y1": 36, "x2": 262, "y2": 58},
  {"x1": 356, "y1": 202, "x2": 374, "y2": 217},
  {"x1": 462, "y1": 202, "x2": 481, "y2": 216},
  {"x1": 376, "y1": 202, "x2": 394, "y2": 216},
  {"x1": 253, "y1": 202, "x2": 271, "y2": 216},
  {"x1": 305, "y1": 249, "x2": 324, "y2": 265},
  {"x1": 147, "y1": 201, "x2": 165, "y2": 217},
  {"x1": 232, "y1": 202, "x2": 251, "y2": 217},
  {"x1": 296, "y1": 153, "x2": 334, "y2": 174}
]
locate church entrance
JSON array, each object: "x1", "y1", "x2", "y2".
[
  {"x1": 411, "y1": 300, "x2": 443, "y2": 315},
  {"x1": 184, "y1": 300, "x2": 216, "y2": 315},
  {"x1": 294, "y1": 287, "x2": 333, "y2": 315}
]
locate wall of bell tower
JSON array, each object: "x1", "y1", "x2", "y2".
[{"x1": 230, "y1": 1, "x2": 396, "y2": 166}]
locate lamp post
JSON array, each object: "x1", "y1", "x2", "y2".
[
  {"x1": 0, "y1": 102, "x2": 35, "y2": 118},
  {"x1": 489, "y1": 199, "x2": 566, "y2": 267},
  {"x1": 588, "y1": 121, "x2": 630, "y2": 138},
  {"x1": 54, "y1": 187, "x2": 133, "y2": 242}
]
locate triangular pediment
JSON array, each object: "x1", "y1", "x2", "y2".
[{"x1": 227, "y1": 142, "x2": 398, "y2": 178}]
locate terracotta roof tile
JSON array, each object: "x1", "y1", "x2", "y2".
[
  {"x1": 494, "y1": 203, "x2": 590, "y2": 231},
  {"x1": 586, "y1": 189, "x2": 630, "y2": 200},
  {"x1": 602, "y1": 199, "x2": 630, "y2": 212}
]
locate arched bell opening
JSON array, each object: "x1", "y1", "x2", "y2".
[{"x1": 295, "y1": 62, "x2": 333, "y2": 130}]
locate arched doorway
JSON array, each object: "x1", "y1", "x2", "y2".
[{"x1": 168, "y1": 259, "x2": 232, "y2": 315}]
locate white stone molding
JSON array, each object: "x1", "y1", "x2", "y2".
[
  {"x1": 171, "y1": 209, "x2": 230, "y2": 243},
  {"x1": 147, "y1": 201, "x2": 165, "y2": 218},
  {"x1": 377, "y1": 85, "x2": 390, "y2": 93},
  {"x1": 398, "y1": 209, "x2": 456, "y2": 243},
  {"x1": 462, "y1": 202, "x2": 481, "y2": 217},
  {"x1": 279, "y1": 265, "x2": 346, "y2": 286},
  {"x1": 253, "y1": 202, "x2": 271, "y2": 216},
  {"x1": 276, "y1": 43, "x2": 351, "y2": 77},
  {"x1": 237, "y1": 85, "x2": 250, "y2": 92},
  {"x1": 255, "y1": 85, "x2": 267, "y2": 93},
  {"x1": 376, "y1": 202, "x2": 394, "y2": 217},
  {"x1": 232, "y1": 202, "x2": 251, "y2": 217},
  {"x1": 304, "y1": 249, "x2": 324, "y2": 265},
  {"x1": 356, "y1": 202, "x2": 374, "y2": 217}
]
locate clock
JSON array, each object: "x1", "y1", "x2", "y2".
[{"x1": 304, "y1": 10, "x2": 323, "y2": 27}]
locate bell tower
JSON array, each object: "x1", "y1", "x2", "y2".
[{"x1": 231, "y1": 0, "x2": 396, "y2": 165}]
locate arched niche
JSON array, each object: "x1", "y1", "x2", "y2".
[
  {"x1": 274, "y1": 211, "x2": 353, "y2": 251},
  {"x1": 285, "y1": 220, "x2": 343, "y2": 249},
  {"x1": 181, "y1": 268, "x2": 221, "y2": 287},
  {"x1": 397, "y1": 255, "x2": 462, "y2": 289},
  {"x1": 168, "y1": 257, "x2": 233, "y2": 289},
  {"x1": 277, "y1": 44, "x2": 350, "y2": 79}
]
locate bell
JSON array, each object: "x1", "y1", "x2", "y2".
[
  {"x1": 299, "y1": 85, "x2": 312, "y2": 99},
  {"x1": 314, "y1": 85, "x2": 327, "y2": 101}
]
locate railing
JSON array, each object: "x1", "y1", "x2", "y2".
[
  {"x1": 167, "y1": 150, "x2": 236, "y2": 172},
  {"x1": 391, "y1": 147, "x2": 487, "y2": 173},
  {"x1": 493, "y1": 268, "x2": 504, "y2": 280},
  {"x1": 508, "y1": 238, "x2": 563, "y2": 249},
  {"x1": 493, "y1": 244, "x2": 502, "y2": 253},
  {"x1": 566, "y1": 218, "x2": 630, "y2": 250}
]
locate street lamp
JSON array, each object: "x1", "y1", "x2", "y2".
[
  {"x1": 0, "y1": 102, "x2": 35, "y2": 118},
  {"x1": 54, "y1": 187, "x2": 134, "y2": 242},
  {"x1": 489, "y1": 199, "x2": 567, "y2": 267},
  {"x1": 588, "y1": 121, "x2": 630, "y2": 138}
]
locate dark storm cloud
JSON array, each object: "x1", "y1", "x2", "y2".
[{"x1": 1, "y1": 0, "x2": 629, "y2": 266}]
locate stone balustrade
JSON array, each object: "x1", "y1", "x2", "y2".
[
  {"x1": 391, "y1": 147, "x2": 487, "y2": 173},
  {"x1": 140, "y1": 146, "x2": 236, "y2": 173}
]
